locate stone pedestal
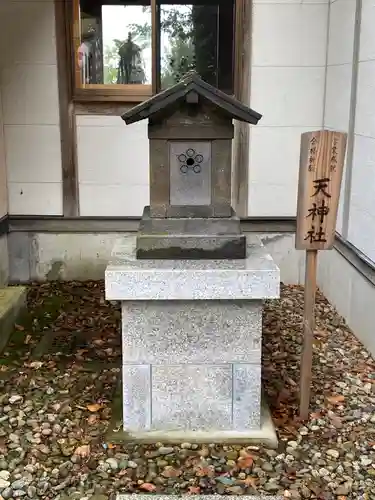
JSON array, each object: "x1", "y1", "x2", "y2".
[
  {"x1": 105, "y1": 234, "x2": 280, "y2": 442},
  {"x1": 136, "y1": 206, "x2": 246, "y2": 260}
]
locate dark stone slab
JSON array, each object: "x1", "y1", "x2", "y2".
[
  {"x1": 136, "y1": 234, "x2": 246, "y2": 259},
  {"x1": 139, "y1": 206, "x2": 241, "y2": 235},
  {"x1": 136, "y1": 206, "x2": 246, "y2": 259}
]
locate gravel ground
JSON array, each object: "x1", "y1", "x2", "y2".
[{"x1": 0, "y1": 281, "x2": 374, "y2": 500}]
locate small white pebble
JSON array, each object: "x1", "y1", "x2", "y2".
[
  {"x1": 9, "y1": 395, "x2": 22, "y2": 404},
  {"x1": 287, "y1": 441, "x2": 298, "y2": 448},
  {"x1": 326, "y1": 449, "x2": 340, "y2": 459}
]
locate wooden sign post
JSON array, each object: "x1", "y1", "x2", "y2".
[{"x1": 296, "y1": 130, "x2": 347, "y2": 420}]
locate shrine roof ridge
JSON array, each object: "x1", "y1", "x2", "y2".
[{"x1": 121, "y1": 71, "x2": 262, "y2": 126}]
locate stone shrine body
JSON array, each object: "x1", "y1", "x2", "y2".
[{"x1": 105, "y1": 72, "x2": 280, "y2": 444}]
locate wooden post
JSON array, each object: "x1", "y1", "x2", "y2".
[
  {"x1": 299, "y1": 249, "x2": 317, "y2": 420},
  {"x1": 296, "y1": 130, "x2": 347, "y2": 419}
]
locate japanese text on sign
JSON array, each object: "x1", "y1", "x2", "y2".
[
  {"x1": 304, "y1": 180, "x2": 331, "y2": 243},
  {"x1": 296, "y1": 131, "x2": 347, "y2": 251},
  {"x1": 308, "y1": 136, "x2": 317, "y2": 172}
]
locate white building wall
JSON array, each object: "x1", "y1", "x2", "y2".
[
  {"x1": 316, "y1": 0, "x2": 375, "y2": 355},
  {"x1": 0, "y1": 83, "x2": 7, "y2": 219},
  {"x1": 323, "y1": 0, "x2": 356, "y2": 234},
  {"x1": 347, "y1": 0, "x2": 375, "y2": 262},
  {"x1": 77, "y1": 116, "x2": 149, "y2": 216},
  {"x1": 0, "y1": 0, "x2": 62, "y2": 215},
  {"x1": 248, "y1": 0, "x2": 329, "y2": 216},
  {"x1": 0, "y1": 79, "x2": 9, "y2": 285}
]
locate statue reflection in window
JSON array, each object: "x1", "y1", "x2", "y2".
[
  {"x1": 79, "y1": 30, "x2": 146, "y2": 85},
  {"x1": 115, "y1": 33, "x2": 146, "y2": 84}
]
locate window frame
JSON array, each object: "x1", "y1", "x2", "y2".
[{"x1": 69, "y1": 0, "x2": 240, "y2": 103}]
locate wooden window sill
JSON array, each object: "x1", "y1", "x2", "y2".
[{"x1": 73, "y1": 84, "x2": 152, "y2": 103}]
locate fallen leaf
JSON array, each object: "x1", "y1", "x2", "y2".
[
  {"x1": 0, "y1": 438, "x2": 7, "y2": 454},
  {"x1": 76, "y1": 349, "x2": 88, "y2": 355},
  {"x1": 24, "y1": 334, "x2": 32, "y2": 344},
  {"x1": 0, "y1": 366, "x2": 8, "y2": 372},
  {"x1": 284, "y1": 425, "x2": 299, "y2": 436},
  {"x1": 238, "y1": 456, "x2": 254, "y2": 469},
  {"x1": 310, "y1": 412, "x2": 322, "y2": 419},
  {"x1": 185, "y1": 456, "x2": 200, "y2": 467},
  {"x1": 326, "y1": 395, "x2": 345, "y2": 405},
  {"x1": 187, "y1": 486, "x2": 200, "y2": 494},
  {"x1": 313, "y1": 339, "x2": 324, "y2": 347},
  {"x1": 15, "y1": 324, "x2": 24, "y2": 331},
  {"x1": 328, "y1": 413, "x2": 343, "y2": 428},
  {"x1": 74, "y1": 444, "x2": 90, "y2": 457},
  {"x1": 92, "y1": 339, "x2": 105, "y2": 346},
  {"x1": 86, "y1": 403, "x2": 103, "y2": 412},
  {"x1": 139, "y1": 483, "x2": 156, "y2": 492},
  {"x1": 161, "y1": 466, "x2": 182, "y2": 478},
  {"x1": 87, "y1": 414, "x2": 98, "y2": 425},
  {"x1": 195, "y1": 466, "x2": 215, "y2": 477},
  {"x1": 315, "y1": 328, "x2": 328, "y2": 338},
  {"x1": 242, "y1": 476, "x2": 258, "y2": 488}
]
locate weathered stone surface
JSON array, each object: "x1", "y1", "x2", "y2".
[
  {"x1": 122, "y1": 360, "x2": 262, "y2": 432},
  {"x1": 233, "y1": 364, "x2": 261, "y2": 429},
  {"x1": 121, "y1": 301, "x2": 262, "y2": 364},
  {"x1": 122, "y1": 365, "x2": 151, "y2": 431},
  {"x1": 151, "y1": 365, "x2": 232, "y2": 430},
  {"x1": 108, "y1": 234, "x2": 279, "y2": 437},
  {"x1": 138, "y1": 207, "x2": 241, "y2": 234},
  {"x1": 137, "y1": 207, "x2": 246, "y2": 259},
  {"x1": 169, "y1": 141, "x2": 211, "y2": 206},
  {"x1": 136, "y1": 234, "x2": 246, "y2": 260},
  {"x1": 105, "y1": 235, "x2": 280, "y2": 301}
]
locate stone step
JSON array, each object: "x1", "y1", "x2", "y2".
[
  {"x1": 106, "y1": 384, "x2": 278, "y2": 449},
  {"x1": 0, "y1": 286, "x2": 27, "y2": 354},
  {"x1": 117, "y1": 495, "x2": 283, "y2": 500}
]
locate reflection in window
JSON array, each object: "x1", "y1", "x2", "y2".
[
  {"x1": 75, "y1": 0, "x2": 234, "y2": 92},
  {"x1": 158, "y1": 1, "x2": 234, "y2": 92},
  {"x1": 78, "y1": 1, "x2": 151, "y2": 86}
]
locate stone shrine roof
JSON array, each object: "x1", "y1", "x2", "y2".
[{"x1": 121, "y1": 71, "x2": 262, "y2": 126}]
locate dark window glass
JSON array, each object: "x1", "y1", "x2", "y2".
[
  {"x1": 76, "y1": 0, "x2": 234, "y2": 92},
  {"x1": 159, "y1": 0, "x2": 234, "y2": 92}
]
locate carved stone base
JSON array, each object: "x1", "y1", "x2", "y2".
[{"x1": 104, "y1": 235, "x2": 280, "y2": 440}]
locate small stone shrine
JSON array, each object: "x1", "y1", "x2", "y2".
[{"x1": 105, "y1": 72, "x2": 280, "y2": 444}]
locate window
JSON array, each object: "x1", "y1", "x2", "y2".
[{"x1": 72, "y1": 0, "x2": 236, "y2": 101}]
